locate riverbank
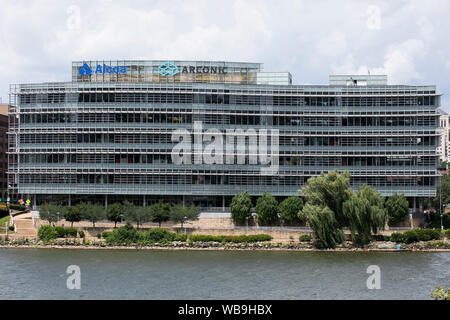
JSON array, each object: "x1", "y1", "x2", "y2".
[{"x1": 1, "y1": 240, "x2": 449, "y2": 252}]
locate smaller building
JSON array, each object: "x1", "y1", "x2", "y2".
[
  {"x1": 0, "y1": 104, "x2": 8, "y2": 201},
  {"x1": 437, "y1": 108, "x2": 450, "y2": 163}
]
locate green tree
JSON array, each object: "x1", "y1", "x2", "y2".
[
  {"x1": 133, "y1": 206, "x2": 152, "y2": 229},
  {"x1": 301, "y1": 203, "x2": 345, "y2": 249},
  {"x1": 186, "y1": 204, "x2": 200, "y2": 223},
  {"x1": 385, "y1": 193, "x2": 409, "y2": 223},
  {"x1": 300, "y1": 170, "x2": 352, "y2": 227},
  {"x1": 255, "y1": 192, "x2": 279, "y2": 224},
  {"x1": 39, "y1": 203, "x2": 61, "y2": 226},
  {"x1": 170, "y1": 204, "x2": 199, "y2": 228},
  {"x1": 106, "y1": 203, "x2": 124, "y2": 228},
  {"x1": 122, "y1": 201, "x2": 136, "y2": 223},
  {"x1": 343, "y1": 185, "x2": 386, "y2": 246},
  {"x1": 63, "y1": 206, "x2": 82, "y2": 227},
  {"x1": 150, "y1": 201, "x2": 171, "y2": 227},
  {"x1": 122, "y1": 201, "x2": 150, "y2": 229},
  {"x1": 279, "y1": 196, "x2": 304, "y2": 224},
  {"x1": 75, "y1": 202, "x2": 90, "y2": 220},
  {"x1": 82, "y1": 202, "x2": 105, "y2": 227},
  {"x1": 230, "y1": 191, "x2": 253, "y2": 223},
  {"x1": 430, "y1": 286, "x2": 450, "y2": 300},
  {"x1": 432, "y1": 174, "x2": 450, "y2": 210}
]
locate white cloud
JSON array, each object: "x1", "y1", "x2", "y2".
[{"x1": 0, "y1": 0, "x2": 449, "y2": 112}]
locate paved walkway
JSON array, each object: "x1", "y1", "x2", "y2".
[{"x1": 9, "y1": 211, "x2": 37, "y2": 239}]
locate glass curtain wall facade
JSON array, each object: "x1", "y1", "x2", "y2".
[{"x1": 8, "y1": 61, "x2": 441, "y2": 209}]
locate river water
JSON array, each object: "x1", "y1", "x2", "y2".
[{"x1": 0, "y1": 248, "x2": 448, "y2": 300}]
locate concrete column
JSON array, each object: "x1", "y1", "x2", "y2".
[
  {"x1": 222, "y1": 196, "x2": 225, "y2": 211},
  {"x1": 105, "y1": 194, "x2": 108, "y2": 209},
  {"x1": 68, "y1": 194, "x2": 71, "y2": 207},
  {"x1": 182, "y1": 195, "x2": 185, "y2": 208},
  {"x1": 143, "y1": 195, "x2": 146, "y2": 207},
  {"x1": 413, "y1": 197, "x2": 416, "y2": 215}
]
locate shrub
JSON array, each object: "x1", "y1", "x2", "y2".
[
  {"x1": 104, "y1": 223, "x2": 142, "y2": 245},
  {"x1": 174, "y1": 233, "x2": 187, "y2": 242},
  {"x1": 431, "y1": 286, "x2": 450, "y2": 300},
  {"x1": 373, "y1": 235, "x2": 383, "y2": 241},
  {"x1": 189, "y1": 235, "x2": 219, "y2": 242},
  {"x1": 442, "y1": 229, "x2": 450, "y2": 239},
  {"x1": 144, "y1": 228, "x2": 176, "y2": 243},
  {"x1": 8, "y1": 226, "x2": 14, "y2": 231},
  {"x1": 38, "y1": 225, "x2": 58, "y2": 241},
  {"x1": 299, "y1": 234, "x2": 312, "y2": 242},
  {"x1": 54, "y1": 226, "x2": 66, "y2": 238},
  {"x1": 9, "y1": 204, "x2": 27, "y2": 211},
  {"x1": 0, "y1": 208, "x2": 9, "y2": 217},
  {"x1": 245, "y1": 234, "x2": 272, "y2": 242},
  {"x1": 426, "y1": 241, "x2": 450, "y2": 249},
  {"x1": 413, "y1": 229, "x2": 441, "y2": 241},
  {"x1": 102, "y1": 231, "x2": 112, "y2": 238},
  {"x1": 390, "y1": 232, "x2": 406, "y2": 243},
  {"x1": 78, "y1": 230, "x2": 85, "y2": 238},
  {"x1": 373, "y1": 234, "x2": 390, "y2": 241},
  {"x1": 65, "y1": 227, "x2": 78, "y2": 237},
  {"x1": 403, "y1": 229, "x2": 440, "y2": 243},
  {"x1": 97, "y1": 233, "x2": 102, "y2": 239},
  {"x1": 391, "y1": 229, "x2": 441, "y2": 244}
]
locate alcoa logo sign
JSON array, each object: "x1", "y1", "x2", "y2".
[{"x1": 79, "y1": 62, "x2": 127, "y2": 76}]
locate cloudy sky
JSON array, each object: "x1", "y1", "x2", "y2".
[{"x1": 1, "y1": 0, "x2": 449, "y2": 110}]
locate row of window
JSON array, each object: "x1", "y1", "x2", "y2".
[
  {"x1": 18, "y1": 174, "x2": 305, "y2": 186},
  {"x1": 19, "y1": 113, "x2": 438, "y2": 127},
  {"x1": 18, "y1": 153, "x2": 437, "y2": 166},
  {"x1": 18, "y1": 133, "x2": 437, "y2": 147},
  {"x1": 19, "y1": 93, "x2": 437, "y2": 107},
  {"x1": 17, "y1": 174, "x2": 436, "y2": 186}
]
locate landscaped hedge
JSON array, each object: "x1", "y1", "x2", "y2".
[
  {"x1": 104, "y1": 224, "x2": 186, "y2": 245},
  {"x1": 390, "y1": 229, "x2": 441, "y2": 244},
  {"x1": 37, "y1": 225, "x2": 79, "y2": 241},
  {"x1": 188, "y1": 234, "x2": 272, "y2": 243},
  {"x1": 0, "y1": 208, "x2": 9, "y2": 217},
  {"x1": 38, "y1": 225, "x2": 58, "y2": 241},
  {"x1": 101, "y1": 231, "x2": 113, "y2": 238},
  {"x1": 442, "y1": 229, "x2": 450, "y2": 239},
  {"x1": 299, "y1": 234, "x2": 312, "y2": 242},
  {"x1": 9, "y1": 204, "x2": 27, "y2": 211},
  {"x1": 373, "y1": 234, "x2": 390, "y2": 241}
]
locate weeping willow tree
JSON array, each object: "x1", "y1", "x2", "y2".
[
  {"x1": 300, "y1": 170, "x2": 353, "y2": 227},
  {"x1": 301, "y1": 203, "x2": 345, "y2": 249},
  {"x1": 343, "y1": 185, "x2": 387, "y2": 246}
]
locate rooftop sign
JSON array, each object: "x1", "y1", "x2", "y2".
[
  {"x1": 73, "y1": 60, "x2": 261, "y2": 84},
  {"x1": 158, "y1": 62, "x2": 228, "y2": 76},
  {"x1": 78, "y1": 62, "x2": 127, "y2": 76}
]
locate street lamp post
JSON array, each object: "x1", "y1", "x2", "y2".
[{"x1": 245, "y1": 216, "x2": 249, "y2": 236}]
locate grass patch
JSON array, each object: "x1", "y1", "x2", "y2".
[{"x1": 0, "y1": 215, "x2": 9, "y2": 227}]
